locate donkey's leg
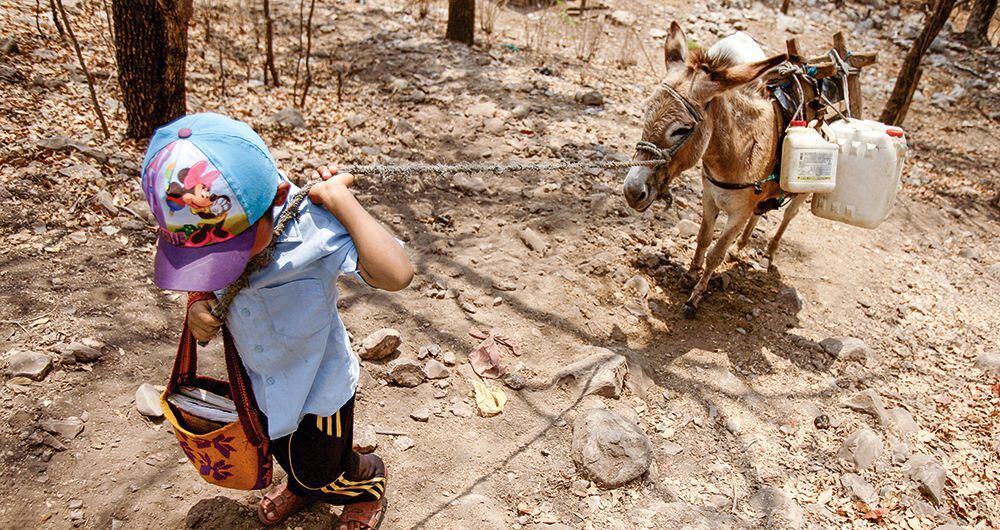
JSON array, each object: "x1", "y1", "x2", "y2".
[
  {"x1": 729, "y1": 213, "x2": 761, "y2": 262},
  {"x1": 685, "y1": 190, "x2": 720, "y2": 288},
  {"x1": 684, "y1": 206, "x2": 754, "y2": 318},
  {"x1": 762, "y1": 194, "x2": 808, "y2": 270}
]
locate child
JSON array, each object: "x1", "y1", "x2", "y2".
[{"x1": 141, "y1": 113, "x2": 413, "y2": 529}]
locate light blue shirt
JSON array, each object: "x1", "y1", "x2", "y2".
[{"x1": 219, "y1": 184, "x2": 364, "y2": 439}]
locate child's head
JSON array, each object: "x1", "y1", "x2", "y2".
[{"x1": 141, "y1": 113, "x2": 289, "y2": 292}]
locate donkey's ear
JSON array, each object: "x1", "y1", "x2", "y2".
[
  {"x1": 708, "y1": 54, "x2": 787, "y2": 90},
  {"x1": 664, "y1": 21, "x2": 688, "y2": 67}
]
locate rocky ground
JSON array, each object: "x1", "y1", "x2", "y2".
[{"x1": 1, "y1": 0, "x2": 998, "y2": 529}]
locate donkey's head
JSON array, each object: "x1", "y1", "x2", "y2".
[{"x1": 623, "y1": 22, "x2": 786, "y2": 211}]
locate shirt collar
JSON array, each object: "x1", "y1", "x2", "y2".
[{"x1": 274, "y1": 178, "x2": 303, "y2": 243}]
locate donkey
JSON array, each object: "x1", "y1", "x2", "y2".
[{"x1": 623, "y1": 22, "x2": 808, "y2": 318}]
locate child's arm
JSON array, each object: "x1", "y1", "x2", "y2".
[{"x1": 308, "y1": 166, "x2": 413, "y2": 291}]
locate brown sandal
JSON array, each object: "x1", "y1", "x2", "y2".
[
  {"x1": 337, "y1": 497, "x2": 388, "y2": 530},
  {"x1": 257, "y1": 481, "x2": 313, "y2": 526}
]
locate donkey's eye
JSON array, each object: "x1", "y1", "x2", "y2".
[{"x1": 671, "y1": 127, "x2": 692, "y2": 138}]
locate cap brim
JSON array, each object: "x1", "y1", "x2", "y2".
[{"x1": 153, "y1": 227, "x2": 256, "y2": 292}]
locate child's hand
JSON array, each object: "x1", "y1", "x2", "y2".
[
  {"x1": 308, "y1": 165, "x2": 356, "y2": 214},
  {"x1": 189, "y1": 300, "x2": 222, "y2": 342}
]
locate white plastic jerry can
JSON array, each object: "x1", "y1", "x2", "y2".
[
  {"x1": 780, "y1": 120, "x2": 839, "y2": 194},
  {"x1": 811, "y1": 119, "x2": 907, "y2": 229}
]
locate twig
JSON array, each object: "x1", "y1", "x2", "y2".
[
  {"x1": 0, "y1": 320, "x2": 31, "y2": 337},
  {"x1": 299, "y1": 0, "x2": 315, "y2": 107},
  {"x1": 374, "y1": 428, "x2": 409, "y2": 436},
  {"x1": 119, "y1": 205, "x2": 147, "y2": 222},
  {"x1": 55, "y1": 0, "x2": 110, "y2": 139}
]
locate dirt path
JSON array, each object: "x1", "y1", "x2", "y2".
[{"x1": 1, "y1": 1, "x2": 998, "y2": 529}]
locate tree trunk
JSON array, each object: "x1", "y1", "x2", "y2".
[
  {"x1": 112, "y1": 0, "x2": 193, "y2": 139},
  {"x1": 880, "y1": 0, "x2": 956, "y2": 126},
  {"x1": 962, "y1": 0, "x2": 997, "y2": 45},
  {"x1": 263, "y1": 0, "x2": 279, "y2": 86},
  {"x1": 446, "y1": 0, "x2": 475, "y2": 46}
]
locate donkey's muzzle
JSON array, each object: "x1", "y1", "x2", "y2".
[{"x1": 624, "y1": 165, "x2": 657, "y2": 211}]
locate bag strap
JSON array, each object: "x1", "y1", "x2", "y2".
[{"x1": 169, "y1": 292, "x2": 270, "y2": 446}]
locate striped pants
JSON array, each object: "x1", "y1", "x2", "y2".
[{"x1": 271, "y1": 396, "x2": 386, "y2": 505}]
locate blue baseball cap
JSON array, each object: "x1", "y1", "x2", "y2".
[{"x1": 140, "y1": 113, "x2": 280, "y2": 292}]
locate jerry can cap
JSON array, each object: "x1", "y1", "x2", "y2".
[{"x1": 789, "y1": 120, "x2": 808, "y2": 127}]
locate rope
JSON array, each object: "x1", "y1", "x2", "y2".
[{"x1": 204, "y1": 144, "x2": 674, "y2": 323}]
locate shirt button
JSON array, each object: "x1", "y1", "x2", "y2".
[
  {"x1": 266, "y1": 377, "x2": 275, "y2": 385},
  {"x1": 254, "y1": 345, "x2": 264, "y2": 353},
  {"x1": 240, "y1": 308, "x2": 250, "y2": 317}
]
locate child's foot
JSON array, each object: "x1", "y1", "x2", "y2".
[
  {"x1": 336, "y1": 496, "x2": 388, "y2": 530},
  {"x1": 257, "y1": 482, "x2": 312, "y2": 526}
]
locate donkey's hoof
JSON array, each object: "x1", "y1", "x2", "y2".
[{"x1": 682, "y1": 302, "x2": 698, "y2": 319}]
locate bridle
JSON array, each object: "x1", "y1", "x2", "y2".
[{"x1": 633, "y1": 83, "x2": 704, "y2": 194}]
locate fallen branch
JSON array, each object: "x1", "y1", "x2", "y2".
[{"x1": 55, "y1": 0, "x2": 111, "y2": 139}]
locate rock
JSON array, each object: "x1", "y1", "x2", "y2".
[
  {"x1": 483, "y1": 117, "x2": 505, "y2": 134},
  {"x1": 838, "y1": 429, "x2": 883, "y2": 471},
  {"x1": 887, "y1": 408, "x2": 919, "y2": 436},
  {"x1": 778, "y1": 287, "x2": 805, "y2": 311},
  {"x1": 0, "y1": 37, "x2": 18, "y2": 54},
  {"x1": 345, "y1": 113, "x2": 368, "y2": 129},
  {"x1": 466, "y1": 101, "x2": 498, "y2": 118},
  {"x1": 662, "y1": 442, "x2": 684, "y2": 456},
  {"x1": 610, "y1": 10, "x2": 637, "y2": 26},
  {"x1": 624, "y1": 275, "x2": 650, "y2": 298},
  {"x1": 353, "y1": 424, "x2": 378, "y2": 454},
  {"x1": 511, "y1": 103, "x2": 531, "y2": 119},
  {"x1": 551, "y1": 347, "x2": 627, "y2": 399},
  {"x1": 271, "y1": 107, "x2": 306, "y2": 129},
  {"x1": 814, "y1": 414, "x2": 831, "y2": 429},
  {"x1": 974, "y1": 351, "x2": 1000, "y2": 375},
  {"x1": 453, "y1": 172, "x2": 488, "y2": 194},
  {"x1": 40, "y1": 418, "x2": 85, "y2": 440},
  {"x1": 393, "y1": 436, "x2": 415, "y2": 451},
  {"x1": 841, "y1": 473, "x2": 878, "y2": 506},
  {"x1": 418, "y1": 344, "x2": 441, "y2": 360},
  {"x1": 442, "y1": 351, "x2": 457, "y2": 366},
  {"x1": 842, "y1": 389, "x2": 891, "y2": 426},
  {"x1": 675, "y1": 219, "x2": 700, "y2": 238},
  {"x1": 424, "y1": 359, "x2": 450, "y2": 380},
  {"x1": 451, "y1": 402, "x2": 474, "y2": 418},
  {"x1": 518, "y1": 227, "x2": 549, "y2": 255},
  {"x1": 92, "y1": 190, "x2": 119, "y2": 216},
  {"x1": 589, "y1": 192, "x2": 610, "y2": 216},
  {"x1": 577, "y1": 91, "x2": 604, "y2": 106},
  {"x1": 410, "y1": 407, "x2": 430, "y2": 422},
  {"x1": 359, "y1": 328, "x2": 401, "y2": 361},
  {"x1": 503, "y1": 372, "x2": 526, "y2": 390},
  {"x1": 571, "y1": 408, "x2": 652, "y2": 488},
  {"x1": 387, "y1": 359, "x2": 426, "y2": 387},
  {"x1": 127, "y1": 201, "x2": 154, "y2": 224},
  {"x1": 134, "y1": 383, "x2": 163, "y2": 418},
  {"x1": 54, "y1": 342, "x2": 103, "y2": 363},
  {"x1": 5, "y1": 350, "x2": 52, "y2": 381},
  {"x1": 821, "y1": 336, "x2": 877, "y2": 364},
  {"x1": 748, "y1": 487, "x2": 805, "y2": 529},
  {"x1": 891, "y1": 439, "x2": 910, "y2": 464},
  {"x1": 906, "y1": 455, "x2": 946, "y2": 505}
]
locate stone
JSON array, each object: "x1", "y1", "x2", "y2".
[
  {"x1": 887, "y1": 408, "x2": 919, "y2": 436},
  {"x1": 511, "y1": 103, "x2": 531, "y2": 119},
  {"x1": 610, "y1": 9, "x2": 637, "y2": 26},
  {"x1": 418, "y1": 344, "x2": 441, "y2": 360},
  {"x1": 483, "y1": 117, "x2": 505, "y2": 134},
  {"x1": 424, "y1": 359, "x2": 450, "y2": 380},
  {"x1": 906, "y1": 455, "x2": 946, "y2": 505},
  {"x1": 54, "y1": 342, "x2": 103, "y2": 363},
  {"x1": 466, "y1": 101, "x2": 498, "y2": 118},
  {"x1": 891, "y1": 440, "x2": 910, "y2": 464},
  {"x1": 387, "y1": 359, "x2": 426, "y2": 387},
  {"x1": 842, "y1": 389, "x2": 891, "y2": 426},
  {"x1": 748, "y1": 487, "x2": 804, "y2": 529},
  {"x1": 778, "y1": 287, "x2": 805, "y2": 311},
  {"x1": 662, "y1": 442, "x2": 683, "y2": 456},
  {"x1": 135, "y1": 383, "x2": 163, "y2": 418},
  {"x1": 624, "y1": 275, "x2": 650, "y2": 298},
  {"x1": 359, "y1": 328, "x2": 401, "y2": 361},
  {"x1": 838, "y1": 429, "x2": 883, "y2": 471},
  {"x1": 353, "y1": 424, "x2": 378, "y2": 453},
  {"x1": 518, "y1": 227, "x2": 548, "y2": 254},
  {"x1": 271, "y1": 107, "x2": 306, "y2": 129},
  {"x1": 571, "y1": 408, "x2": 652, "y2": 488},
  {"x1": 442, "y1": 351, "x2": 457, "y2": 366},
  {"x1": 92, "y1": 190, "x2": 119, "y2": 216},
  {"x1": 974, "y1": 351, "x2": 1000, "y2": 375},
  {"x1": 821, "y1": 336, "x2": 878, "y2": 364},
  {"x1": 577, "y1": 91, "x2": 604, "y2": 106},
  {"x1": 40, "y1": 418, "x2": 84, "y2": 440},
  {"x1": 503, "y1": 372, "x2": 526, "y2": 390},
  {"x1": 6, "y1": 350, "x2": 52, "y2": 381},
  {"x1": 453, "y1": 172, "x2": 488, "y2": 194},
  {"x1": 393, "y1": 436, "x2": 415, "y2": 451},
  {"x1": 410, "y1": 407, "x2": 430, "y2": 422},
  {"x1": 841, "y1": 473, "x2": 878, "y2": 506},
  {"x1": 551, "y1": 347, "x2": 628, "y2": 399},
  {"x1": 127, "y1": 201, "x2": 154, "y2": 224},
  {"x1": 345, "y1": 113, "x2": 368, "y2": 129},
  {"x1": 451, "y1": 402, "x2": 474, "y2": 418},
  {"x1": 675, "y1": 219, "x2": 700, "y2": 238}
]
